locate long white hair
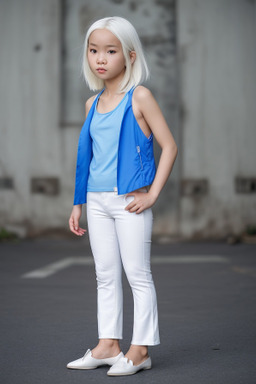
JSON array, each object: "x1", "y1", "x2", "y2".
[{"x1": 82, "y1": 16, "x2": 149, "y2": 92}]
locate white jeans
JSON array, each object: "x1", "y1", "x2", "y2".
[{"x1": 86, "y1": 190, "x2": 160, "y2": 346}]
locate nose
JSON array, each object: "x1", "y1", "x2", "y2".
[{"x1": 96, "y1": 54, "x2": 106, "y2": 65}]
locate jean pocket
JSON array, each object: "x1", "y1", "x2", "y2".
[{"x1": 124, "y1": 194, "x2": 135, "y2": 203}]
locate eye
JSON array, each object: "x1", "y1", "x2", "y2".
[
  {"x1": 89, "y1": 49, "x2": 97, "y2": 54},
  {"x1": 108, "y1": 50, "x2": 116, "y2": 54}
]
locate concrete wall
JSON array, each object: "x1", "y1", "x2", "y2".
[
  {"x1": 0, "y1": 0, "x2": 179, "y2": 237},
  {"x1": 177, "y1": 0, "x2": 256, "y2": 238},
  {"x1": 0, "y1": 0, "x2": 64, "y2": 236},
  {"x1": 1, "y1": 0, "x2": 255, "y2": 239}
]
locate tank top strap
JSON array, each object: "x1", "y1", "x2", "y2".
[
  {"x1": 127, "y1": 86, "x2": 136, "y2": 103},
  {"x1": 94, "y1": 88, "x2": 105, "y2": 104}
]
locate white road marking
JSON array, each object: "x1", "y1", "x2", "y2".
[
  {"x1": 152, "y1": 255, "x2": 229, "y2": 264},
  {"x1": 21, "y1": 255, "x2": 229, "y2": 279},
  {"x1": 22, "y1": 257, "x2": 93, "y2": 279}
]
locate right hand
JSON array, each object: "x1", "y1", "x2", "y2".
[{"x1": 69, "y1": 205, "x2": 86, "y2": 236}]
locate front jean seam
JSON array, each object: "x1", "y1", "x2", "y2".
[
  {"x1": 143, "y1": 209, "x2": 155, "y2": 345},
  {"x1": 147, "y1": 208, "x2": 157, "y2": 344},
  {"x1": 114, "y1": 220, "x2": 121, "y2": 340}
]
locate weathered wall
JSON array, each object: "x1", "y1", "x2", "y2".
[
  {"x1": 0, "y1": 0, "x2": 63, "y2": 236},
  {"x1": 1, "y1": 0, "x2": 255, "y2": 239},
  {"x1": 0, "y1": 0, "x2": 179, "y2": 236},
  {"x1": 177, "y1": 0, "x2": 256, "y2": 238}
]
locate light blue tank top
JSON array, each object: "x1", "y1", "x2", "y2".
[{"x1": 87, "y1": 92, "x2": 128, "y2": 192}]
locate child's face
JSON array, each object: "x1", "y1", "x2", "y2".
[{"x1": 87, "y1": 29, "x2": 126, "y2": 84}]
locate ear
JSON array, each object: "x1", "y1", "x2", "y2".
[{"x1": 129, "y1": 51, "x2": 136, "y2": 65}]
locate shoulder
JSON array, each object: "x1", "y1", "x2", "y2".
[
  {"x1": 133, "y1": 85, "x2": 153, "y2": 103},
  {"x1": 132, "y1": 86, "x2": 157, "y2": 116},
  {"x1": 85, "y1": 90, "x2": 104, "y2": 117},
  {"x1": 85, "y1": 95, "x2": 96, "y2": 117}
]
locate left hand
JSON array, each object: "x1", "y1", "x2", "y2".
[{"x1": 125, "y1": 191, "x2": 157, "y2": 214}]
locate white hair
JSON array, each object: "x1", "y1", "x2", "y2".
[{"x1": 82, "y1": 16, "x2": 149, "y2": 92}]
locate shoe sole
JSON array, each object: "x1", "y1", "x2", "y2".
[
  {"x1": 67, "y1": 365, "x2": 99, "y2": 370},
  {"x1": 67, "y1": 362, "x2": 114, "y2": 370},
  {"x1": 107, "y1": 366, "x2": 152, "y2": 376}
]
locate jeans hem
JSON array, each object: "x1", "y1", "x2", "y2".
[
  {"x1": 98, "y1": 336, "x2": 123, "y2": 340},
  {"x1": 131, "y1": 340, "x2": 160, "y2": 346}
]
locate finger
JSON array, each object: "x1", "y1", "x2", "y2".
[
  {"x1": 128, "y1": 204, "x2": 141, "y2": 213},
  {"x1": 76, "y1": 230, "x2": 85, "y2": 236},
  {"x1": 73, "y1": 219, "x2": 79, "y2": 231},
  {"x1": 135, "y1": 206, "x2": 144, "y2": 214},
  {"x1": 70, "y1": 228, "x2": 79, "y2": 235},
  {"x1": 124, "y1": 194, "x2": 136, "y2": 210},
  {"x1": 69, "y1": 218, "x2": 74, "y2": 232},
  {"x1": 71, "y1": 227, "x2": 86, "y2": 236},
  {"x1": 69, "y1": 221, "x2": 79, "y2": 234},
  {"x1": 69, "y1": 218, "x2": 84, "y2": 236},
  {"x1": 70, "y1": 225, "x2": 79, "y2": 235},
  {"x1": 125, "y1": 202, "x2": 137, "y2": 211},
  {"x1": 77, "y1": 227, "x2": 86, "y2": 235}
]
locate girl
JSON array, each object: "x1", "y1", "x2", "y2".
[{"x1": 67, "y1": 16, "x2": 178, "y2": 376}]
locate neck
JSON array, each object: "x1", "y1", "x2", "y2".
[
  {"x1": 103, "y1": 82, "x2": 122, "y2": 96},
  {"x1": 103, "y1": 70, "x2": 126, "y2": 96}
]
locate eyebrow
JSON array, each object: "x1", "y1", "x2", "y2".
[{"x1": 88, "y1": 42, "x2": 119, "y2": 48}]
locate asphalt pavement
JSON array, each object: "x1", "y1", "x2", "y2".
[{"x1": 0, "y1": 236, "x2": 256, "y2": 384}]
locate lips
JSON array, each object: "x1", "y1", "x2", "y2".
[{"x1": 96, "y1": 68, "x2": 106, "y2": 73}]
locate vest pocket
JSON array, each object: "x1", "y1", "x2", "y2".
[{"x1": 136, "y1": 146, "x2": 143, "y2": 170}]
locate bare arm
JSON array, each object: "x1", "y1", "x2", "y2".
[
  {"x1": 69, "y1": 96, "x2": 96, "y2": 235},
  {"x1": 125, "y1": 86, "x2": 178, "y2": 214}
]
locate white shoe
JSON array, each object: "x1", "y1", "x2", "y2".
[
  {"x1": 67, "y1": 349, "x2": 124, "y2": 370},
  {"x1": 107, "y1": 356, "x2": 152, "y2": 376}
]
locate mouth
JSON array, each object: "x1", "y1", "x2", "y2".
[{"x1": 96, "y1": 68, "x2": 107, "y2": 74}]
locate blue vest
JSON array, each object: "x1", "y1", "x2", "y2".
[{"x1": 73, "y1": 87, "x2": 156, "y2": 205}]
